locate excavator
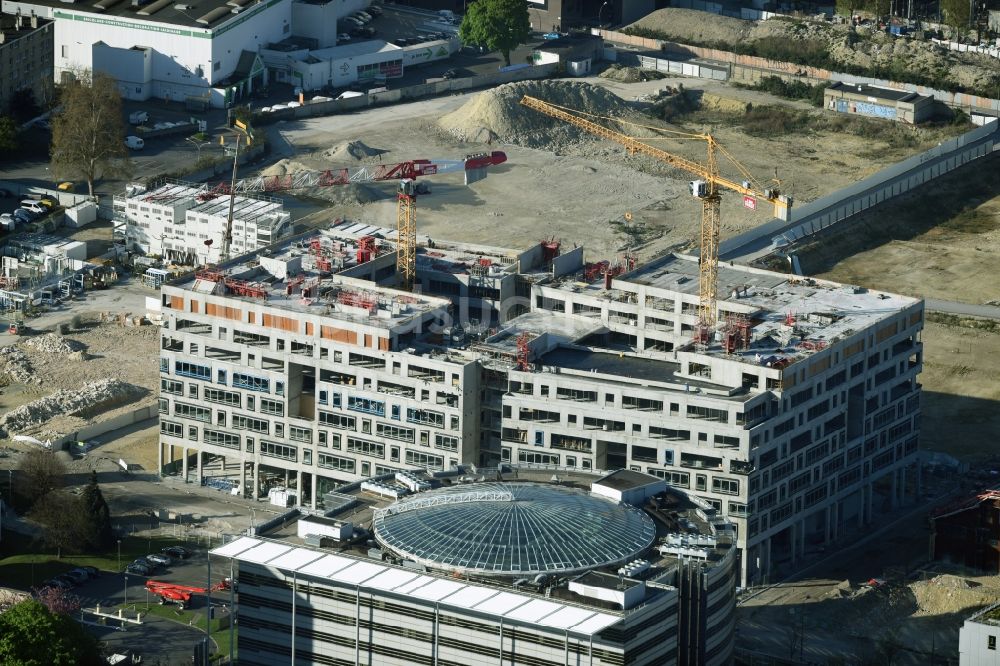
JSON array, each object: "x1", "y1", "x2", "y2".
[{"x1": 145, "y1": 578, "x2": 233, "y2": 610}]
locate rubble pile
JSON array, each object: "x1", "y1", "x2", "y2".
[
  {"x1": 20, "y1": 333, "x2": 86, "y2": 355},
  {"x1": 0, "y1": 378, "x2": 146, "y2": 436},
  {"x1": 0, "y1": 346, "x2": 38, "y2": 385}
]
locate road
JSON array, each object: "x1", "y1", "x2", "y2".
[{"x1": 924, "y1": 298, "x2": 1000, "y2": 320}]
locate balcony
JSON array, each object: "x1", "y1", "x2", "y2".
[
  {"x1": 551, "y1": 434, "x2": 593, "y2": 453},
  {"x1": 680, "y1": 453, "x2": 723, "y2": 471},
  {"x1": 729, "y1": 460, "x2": 755, "y2": 475}
]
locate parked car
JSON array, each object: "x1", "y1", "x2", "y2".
[
  {"x1": 442, "y1": 68, "x2": 458, "y2": 79},
  {"x1": 0, "y1": 213, "x2": 14, "y2": 228},
  {"x1": 12, "y1": 208, "x2": 38, "y2": 224},
  {"x1": 146, "y1": 553, "x2": 172, "y2": 566},
  {"x1": 543, "y1": 31, "x2": 561, "y2": 40},
  {"x1": 56, "y1": 182, "x2": 74, "y2": 192},
  {"x1": 352, "y1": 26, "x2": 376, "y2": 37},
  {"x1": 80, "y1": 566, "x2": 100, "y2": 577},
  {"x1": 37, "y1": 197, "x2": 57, "y2": 209},
  {"x1": 126, "y1": 563, "x2": 150, "y2": 575},
  {"x1": 342, "y1": 16, "x2": 363, "y2": 27},
  {"x1": 64, "y1": 569, "x2": 90, "y2": 584},
  {"x1": 338, "y1": 32, "x2": 352, "y2": 41},
  {"x1": 124, "y1": 135, "x2": 145, "y2": 150},
  {"x1": 129, "y1": 559, "x2": 154, "y2": 573},
  {"x1": 43, "y1": 577, "x2": 74, "y2": 590},
  {"x1": 366, "y1": 4, "x2": 382, "y2": 15},
  {"x1": 353, "y1": 10, "x2": 372, "y2": 21},
  {"x1": 162, "y1": 545, "x2": 192, "y2": 559},
  {"x1": 20, "y1": 200, "x2": 47, "y2": 214}
]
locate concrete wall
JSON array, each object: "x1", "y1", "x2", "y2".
[
  {"x1": 593, "y1": 28, "x2": 1000, "y2": 116},
  {"x1": 50, "y1": 403, "x2": 157, "y2": 451},
  {"x1": 720, "y1": 120, "x2": 1000, "y2": 257}
]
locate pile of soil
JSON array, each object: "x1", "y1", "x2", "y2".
[
  {"x1": 321, "y1": 140, "x2": 384, "y2": 162},
  {"x1": 599, "y1": 65, "x2": 668, "y2": 83},
  {"x1": 438, "y1": 80, "x2": 636, "y2": 150},
  {"x1": 259, "y1": 157, "x2": 384, "y2": 205}
]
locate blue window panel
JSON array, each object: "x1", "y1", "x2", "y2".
[
  {"x1": 332, "y1": 392, "x2": 341, "y2": 407},
  {"x1": 175, "y1": 361, "x2": 211, "y2": 380},
  {"x1": 233, "y1": 373, "x2": 270, "y2": 393},
  {"x1": 347, "y1": 396, "x2": 385, "y2": 416},
  {"x1": 319, "y1": 390, "x2": 328, "y2": 405},
  {"x1": 391, "y1": 405, "x2": 400, "y2": 420}
]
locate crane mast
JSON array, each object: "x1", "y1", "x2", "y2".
[
  {"x1": 519, "y1": 95, "x2": 792, "y2": 329},
  {"x1": 200, "y1": 151, "x2": 507, "y2": 290}
]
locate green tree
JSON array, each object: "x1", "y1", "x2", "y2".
[
  {"x1": 50, "y1": 71, "x2": 131, "y2": 197},
  {"x1": 941, "y1": 0, "x2": 971, "y2": 40},
  {"x1": 0, "y1": 116, "x2": 17, "y2": 154},
  {"x1": 459, "y1": 0, "x2": 531, "y2": 67},
  {"x1": 80, "y1": 471, "x2": 114, "y2": 551},
  {"x1": 31, "y1": 491, "x2": 87, "y2": 558},
  {"x1": 8, "y1": 88, "x2": 41, "y2": 123},
  {"x1": 0, "y1": 599, "x2": 103, "y2": 666},
  {"x1": 18, "y1": 449, "x2": 65, "y2": 507}
]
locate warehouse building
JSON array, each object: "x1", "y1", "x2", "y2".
[
  {"x1": 211, "y1": 468, "x2": 737, "y2": 665},
  {"x1": 117, "y1": 181, "x2": 291, "y2": 265},
  {"x1": 824, "y1": 81, "x2": 934, "y2": 124},
  {"x1": 159, "y1": 229, "x2": 924, "y2": 586}
]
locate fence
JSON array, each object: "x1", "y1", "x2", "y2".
[
  {"x1": 618, "y1": 53, "x2": 729, "y2": 80},
  {"x1": 719, "y1": 119, "x2": 1000, "y2": 259},
  {"x1": 593, "y1": 28, "x2": 1000, "y2": 116}
]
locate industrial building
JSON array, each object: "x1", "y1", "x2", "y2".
[
  {"x1": 0, "y1": 232, "x2": 93, "y2": 311},
  {"x1": 0, "y1": 10, "x2": 53, "y2": 114},
  {"x1": 959, "y1": 600, "x2": 1000, "y2": 666},
  {"x1": 117, "y1": 181, "x2": 291, "y2": 265},
  {"x1": 930, "y1": 489, "x2": 1000, "y2": 573},
  {"x1": 211, "y1": 468, "x2": 738, "y2": 665},
  {"x1": 159, "y1": 226, "x2": 924, "y2": 586},
  {"x1": 0, "y1": 0, "x2": 371, "y2": 107},
  {"x1": 824, "y1": 81, "x2": 934, "y2": 124}
]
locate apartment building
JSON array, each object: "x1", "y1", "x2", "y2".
[
  {"x1": 118, "y1": 181, "x2": 291, "y2": 265},
  {"x1": 210, "y1": 469, "x2": 738, "y2": 666},
  {"x1": 160, "y1": 228, "x2": 924, "y2": 585},
  {"x1": 0, "y1": 10, "x2": 53, "y2": 114}
]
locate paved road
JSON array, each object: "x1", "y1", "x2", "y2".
[{"x1": 924, "y1": 298, "x2": 1000, "y2": 320}]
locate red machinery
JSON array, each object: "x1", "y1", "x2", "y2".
[
  {"x1": 145, "y1": 578, "x2": 232, "y2": 610},
  {"x1": 200, "y1": 152, "x2": 507, "y2": 288}
]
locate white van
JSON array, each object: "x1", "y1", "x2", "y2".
[
  {"x1": 124, "y1": 136, "x2": 145, "y2": 150},
  {"x1": 20, "y1": 200, "x2": 47, "y2": 214},
  {"x1": 128, "y1": 110, "x2": 149, "y2": 125}
]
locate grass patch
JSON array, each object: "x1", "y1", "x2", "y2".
[
  {"x1": 116, "y1": 601, "x2": 235, "y2": 662},
  {"x1": 738, "y1": 75, "x2": 829, "y2": 107},
  {"x1": 0, "y1": 530, "x2": 195, "y2": 588},
  {"x1": 926, "y1": 312, "x2": 1000, "y2": 333}
]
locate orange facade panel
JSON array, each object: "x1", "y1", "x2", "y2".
[
  {"x1": 205, "y1": 303, "x2": 243, "y2": 321},
  {"x1": 169, "y1": 296, "x2": 184, "y2": 310},
  {"x1": 263, "y1": 313, "x2": 299, "y2": 333},
  {"x1": 378, "y1": 337, "x2": 389, "y2": 351},
  {"x1": 305, "y1": 322, "x2": 314, "y2": 336},
  {"x1": 189, "y1": 299, "x2": 200, "y2": 313},
  {"x1": 321, "y1": 326, "x2": 358, "y2": 344}
]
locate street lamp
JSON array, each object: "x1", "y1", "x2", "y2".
[
  {"x1": 598, "y1": 1, "x2": 610, "y2": 26},
  {"x1": 249, "y1": 507, "x2": 256, "y2": 532},
  {"x1": 123, "y1": 573, "x2": 128, "y2": 609},
  {"x1": 117, "y1": 539, "x2": 121, "y2": 572}
]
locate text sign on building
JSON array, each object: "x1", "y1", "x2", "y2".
[{"x1": 743, "y1": 195, "x2": 757, "y2": 211}]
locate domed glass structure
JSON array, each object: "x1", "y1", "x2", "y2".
[{"x1": 372, "y1": 482, "x2": 657, "y2": 577}]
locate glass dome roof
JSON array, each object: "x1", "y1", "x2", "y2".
[{"x1": 372, "y1": 482, "x2": 657, "y2": 577}]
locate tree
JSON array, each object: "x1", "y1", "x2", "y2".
[
  {"x1": 459, "y1": 0, "x2": 531, "y2": 67},
  {"x1": 19, "y1": 450, "x2": 65, "y2": 506},
  {"x1": 31, "y1": 491, "x2": 87, "y2": 558},
  {"x1": 0, "y1": 599, "x2": 103, "y2": 666},
  {"x1": 941, "y1": 0, "x2": 971, "y2": 41},
  {"x1": 33, "y1": 585, "x2": 81, "y2": 616},
  {"x1": 0, "y1": 116, "x2": 17, "y2": 154},
  {"x1": 80, "y1": 471, "x2": 114, "y2": 552},
  {"x1": 8, "y1": 88, "x2": 41, "y2": 124},
  {"x1": 50, "y1": 71, "x2": 130, "y2": 197}
]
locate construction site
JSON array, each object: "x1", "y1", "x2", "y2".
[{"x1": 0, "y1": 31, "x2": 998, "y2": 663}]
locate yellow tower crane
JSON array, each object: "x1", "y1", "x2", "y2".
[{"x1": 520, "y1": 95, "x2": 793, "y2": 330}]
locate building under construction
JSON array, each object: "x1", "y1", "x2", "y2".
[
  {"x1": 158, "y1": 226, "x2": 924, "y2": 586},
  {"x1": 931, "y1": 489, "x2": 1000, "y2": 573},
  {"x1": 116, "y1": 180, "x2": 291, "y2": 266}
]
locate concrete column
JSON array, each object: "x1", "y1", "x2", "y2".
[
  {"x1": 798, "y1": 519, "x2": 806, "y2": 560},
  {"x1": 240, "y1": 458, "x2": 247, "y2": 498},
  {"x1": 181, "y1": 447, "x2": 189, "y2": 481},
  {"x1": 790, "y1": 522, "x2": 799, "y2": 564},
  {"x1": 158, "y1": 441, "x2": 164, "y2": 477},
  {"x1": 764, "y1": 537, "x2": 772, "y2": 584},
  {"x1": 311, "y1": 473, "x2": 318, "y2": 510},
  {"x1": 284, "y1": 469, "x2": 289, "y2": 487},
  {"x1": 889, "y1": 469, "x2": 898, "y2": 509},
  {"x1": 864, "y1": 482, "x2": 873, "y2": 525},
  {"x1": 915, "y1": 460, "x2": 922, "y2": 497},
  {"x1": 221, "y1": 457, "x2": 226, "y2": 473},
  {"x1": 899, "y1": 467, "x2": 907, "y2": 505},
  {"x1": 196, "y1": 451, "x2": 203, "y2": 485},
  {"x1": 296, "y1": 470, "x2": 302, "y2": 507}
]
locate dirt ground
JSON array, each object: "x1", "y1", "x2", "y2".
[{"x1": 268, "y1": 75, "x2": 960, "y2": 262}]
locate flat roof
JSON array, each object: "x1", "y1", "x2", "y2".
[
  {"x1": 594, "y1": 469, "x2": 663, "y2": 492},
  {"x1": 574, "y1": 570, "x2": 644, "y2": 590},
  {"x1": 5, "y1": 0, "x2": 257, "y2": 30},
  {"x1": 169, "y1": 229, "x2": 451, "y2": 324},
  {"x1": 0, "y1": 11, "x2": 50, "y2": 39},
  {"x1": 211, "y1": 536, "x2": 624, "y2": 635},
  {"x1": 828, "y1": 81, "x2": 927, "y2": 103},
  {"x1": 540, "y1": 347, "x2": 719, "y2": 390}
]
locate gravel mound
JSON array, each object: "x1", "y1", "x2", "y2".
[
  {"x1": 438, "y1": 80, "x2": 635, "y2": 150},
  {"x1": 0, "y1": 346, "x2": 38, "y2": 384},
  {"x1": 599, "y1": 65, "x2": 667, "y2": 83},
  {"x1": 260, "y1": 158, "x2": 312, "y2": 177},
  {"x1": 259, "y1": 157, "x2": 384, "y2": 205},
  {"x1": 0, "y1": 378, "x2": 146, "y2": 436},
  {"x1": 321, "y1": 140, "x2": 383, "y2": 162},
  {"x1": 628, "y1": 8, "x2": 753, "y2": 44},
  {"x1": 20, "y1": 333, "x2": 86, "y2": 355}
]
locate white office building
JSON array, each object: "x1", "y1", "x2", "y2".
[
  {"x1": 160, "y1": 229, "x2": 923, "y2": 586},
  {"x1": 120, "y1": 181, "x2": 290, "y2": 264}
]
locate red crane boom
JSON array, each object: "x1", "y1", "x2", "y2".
[{"x1": 145, "y1": 578, "x2": 232, "y2": 610}]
